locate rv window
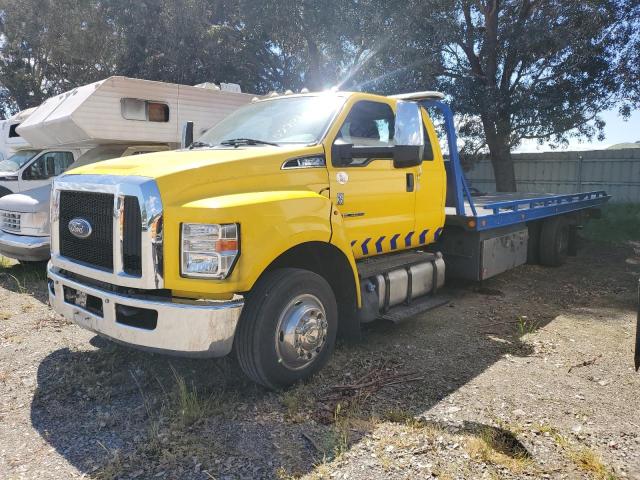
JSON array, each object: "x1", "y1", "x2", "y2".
[
  {"x1": 121, "y1": 98, "x2": 170, "y2": 122},
  {"x1": 148, "y1": 102, "x2": 169, "y2": 122},
  {"x1": 8, "y1": 123, "x2": 20, "y2": 138}
]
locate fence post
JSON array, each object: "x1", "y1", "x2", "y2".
[{"x1": 577, "y1": 154, "x2": 583, "y2": 193}]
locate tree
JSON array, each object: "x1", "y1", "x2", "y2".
[
  {"x1": 350, "y1": 0, "x2": 632, "y2": 191},
  {"x1": 617, "y1": 2, "x2": 640, "y2": 113},
  {"x1": 0, "y1": 0, "x2": 119, "y2": 114}
]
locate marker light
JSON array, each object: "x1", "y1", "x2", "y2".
[{"x1": 181, "y1": 223, "x2": 239, "y2": 279}]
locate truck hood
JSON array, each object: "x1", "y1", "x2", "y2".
[
  {"x1": 70, "y1": 145, "x2": 307, "y2": 178},
  {"x1": 0, "y1": 184, "x2": 51, "y2": 213},
  {"x1": 65, "y1": 145, "x2": 328, "y2": 205}
]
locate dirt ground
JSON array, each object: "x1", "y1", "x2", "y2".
[{"x1": 0, "y1": 240, "x2": 639, "y2": 480}]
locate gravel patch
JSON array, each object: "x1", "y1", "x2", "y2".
[{"x1": 0, "y1": 241, "x2": 639, "y2": 479}]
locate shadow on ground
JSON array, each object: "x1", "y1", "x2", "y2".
[
  {"x1": 29, "y1": 242, "x2": 636, "y2": 479},
  {"x1": 0, "y1": 259, "x2": 48, "y2": 303}
]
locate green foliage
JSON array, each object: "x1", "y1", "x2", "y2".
[
  {"x1": 582, "y1": 203, "x2": 640, "y2": 243},
  {"x1": 0, "y1": 0, "x2": 120, "y2": 115},
  {"x1": 0, "y1": 0, "x2": 635, "y2": 189},
  {"x1": 347, "y1": 0, "x2": 634, "y2": 190}
]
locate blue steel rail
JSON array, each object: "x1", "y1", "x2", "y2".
[
  {"x1": 466, "y1": 191, "x2": 610, "y2": 231},
  {"x1": 422, "y1": 99, "x2": 610, "y2": 232}
]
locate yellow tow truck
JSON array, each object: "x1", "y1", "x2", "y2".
[{"x1": 47, "y1": 91, "x2": 608, "y2": 389}]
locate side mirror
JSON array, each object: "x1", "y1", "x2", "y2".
[
  {"x1": 331, "y1": 139, "x2": 354, "y2": 166},
  {"x1": 181, "y1": 121, "x2": 194, "y2": 148},
  {"x1": 393, "y1": 101, "x2": 423, "y2": 168},
  {"x1": 393, "y1": 145, "x2": 422, "y2": 168}
]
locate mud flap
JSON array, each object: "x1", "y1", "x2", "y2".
[{"x1": 636, "y1": 279, "x2": 640, "y2": 371}]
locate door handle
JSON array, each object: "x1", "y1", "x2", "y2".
[{"x1": 406, "y1": 173, "x2": 415, "y2": 192}]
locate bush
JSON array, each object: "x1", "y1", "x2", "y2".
[{"x1": 582, "y1": 203, "x2": 640, "y2": 243}]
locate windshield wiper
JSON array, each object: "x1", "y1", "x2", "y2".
[
  {"x1": 188, "y1": 141, "x2": 215, "y2": 149},
  {"x1": 220, "y1": 138, "x2": 280, "y2": 147}
]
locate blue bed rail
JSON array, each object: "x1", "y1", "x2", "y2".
[
  {"x1": 422, "y1": 99, "x2": 477, "y2": 217},
  {"x1": 421, "y1": 99, "x2": 610, "y2": 231},
  {"x1": 482, "y1": 191, "x2": 610, "y2": 214}
]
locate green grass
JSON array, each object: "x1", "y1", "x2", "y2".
[{"x1": 582, "y1": 203, "x2": 640, "y2": 243}]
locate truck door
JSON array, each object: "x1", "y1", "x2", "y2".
[
  {"x1": 327, "y1": 99, "x2": 417, "y2": 259},
  {"x1": 413, "y1": 108, "x2": 446, "y2": 245}
]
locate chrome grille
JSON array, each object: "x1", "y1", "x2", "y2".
[
  {"x1": 1, "y1": 211, "x2": 21, "y2": 233},
  {"x1": 59, "y1": 191, "x2": 114, "y2": 271},
  {"x1": 51, "y1": 175, "x2": 164, "y2": 290}
]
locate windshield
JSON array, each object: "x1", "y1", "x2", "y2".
[
  {"x1": 0, "y1": 149, "x2": 40, "y2": 172},
  {"x1": 198, "y1": 95, "x2": 346, "y2": 146}
]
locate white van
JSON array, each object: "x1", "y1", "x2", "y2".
[{"x1": 0, "y1": 148, "x2": 84, "y2": 197}]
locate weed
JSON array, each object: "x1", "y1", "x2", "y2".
[
  {"x1": 281, "y1": 382, "x2": 313, "y2": 422},
  {"x1": 94, "y1": 441, "x2": 124, "y2": 480},
  {"x1": 465, "y1": 425, "x2": 533, "y2": 474},
  {"x1": 171, "y1": 365, "x2": 206, "y2": 426},
  {"x1": 552, "y1": 431, "x2": 617, "y2": 479},
  {"x1": 383, "y1": 407, "x2": 415, "y2": 424},
  {"x1": 516, "y1": 315, "x2": 539, "y2": 335},
  {"x1": 328, "y1": 403, "x2": 350, "y2": 458}
]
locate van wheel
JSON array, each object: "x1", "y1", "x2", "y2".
[
  {"x1": 235, "y1": 268, "x2": 337, "y2": 390},
  {"x1": 539, "y1": 217, "x2": 570, "y2": 266}
]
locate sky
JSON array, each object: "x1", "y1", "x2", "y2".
[{"x1": 516, "y1": 107, "x2": 640, "y2": 152}]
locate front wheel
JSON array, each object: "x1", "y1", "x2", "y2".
[{"x1": 235, "y1": 268, "x2": 337, "y2": 390}]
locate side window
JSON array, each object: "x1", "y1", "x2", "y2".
[
  {"x1": 8, "y1": 123, "x2": 20, "y2": 138},
  {"x1": 22, "y1": 152, "x2": 75, "y2": 180},
  {"x1": 336, "y1": 101, "x2": 394, "y2": 165},
  {"x1": 339, "y1": 101, "x2": 394, "y2": 147}
]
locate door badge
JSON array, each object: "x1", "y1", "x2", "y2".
[{"x1": 336, "y1": 172, "x2": 349, "y2": 184}]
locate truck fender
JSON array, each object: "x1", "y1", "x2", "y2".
[{"x1": 164, "y1": 191, "x2": 359, "y2": 306}]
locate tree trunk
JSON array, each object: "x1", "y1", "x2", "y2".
[{"x1": 487, "y1": 133, "x2": 517, "y2": 192}]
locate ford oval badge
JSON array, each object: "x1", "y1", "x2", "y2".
[{"x1": 68, "y1": 218, "x2": 92, "y2": 239}]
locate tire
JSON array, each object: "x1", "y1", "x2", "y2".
[
  {"x1": 526, "y1": 221, "x2": 542, "y2": 264},
  {"x1": 235, "y1": 268, "x2": 338, "y2": 390},
  {"x1": 539, "y1": 217, "x2": 570, "y2": 266}
]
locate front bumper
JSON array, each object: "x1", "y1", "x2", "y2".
[
  {"x1": 48, "y1": 265, "x2": 243, "y2": 358},
  {"x1": 0, "y1": 231, "x2": 50, "y2": 261}
]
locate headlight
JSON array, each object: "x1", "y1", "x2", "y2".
[{"x1": 181, "y1": 223, "x2": 239, "y2": 279}]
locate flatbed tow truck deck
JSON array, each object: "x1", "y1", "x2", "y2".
[
  {"x1": 445, "y1": 190, "x2": 610, "y2": 230},
  {"x1": 423, "y1": 97, "x2": 610, "y2": 280}
]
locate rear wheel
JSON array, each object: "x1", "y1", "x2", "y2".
[
  {"x1": 526, "y1": 221, "x2": 542, "y2": 264},
  {"x1": 235, "y1": 268, "x2": 337, "y2": 390},
  {"x1": 539, "y1": 217, "x2": 570, "y2": 266}
]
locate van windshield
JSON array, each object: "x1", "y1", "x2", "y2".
[
  {"x1": 198, "y1": 95, "x2": 346, "y2": 146},
  {"x1": 0, "y1": 149, "x2": 40, "y2": 172}
]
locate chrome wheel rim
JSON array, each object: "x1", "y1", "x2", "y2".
[{"x1": 275, "y1": 294, "x2": 328, "y2": 370}]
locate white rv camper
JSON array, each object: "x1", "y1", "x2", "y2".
[
  {"x1": 17, "y1": 76, "x2": 253, "y2": 148},
  {"x1": 0, "y1": 76, "x2": 255, "y2": 262},
  {"x1": 0, "y1": 108, "x2": 35, "y2": 161}
]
